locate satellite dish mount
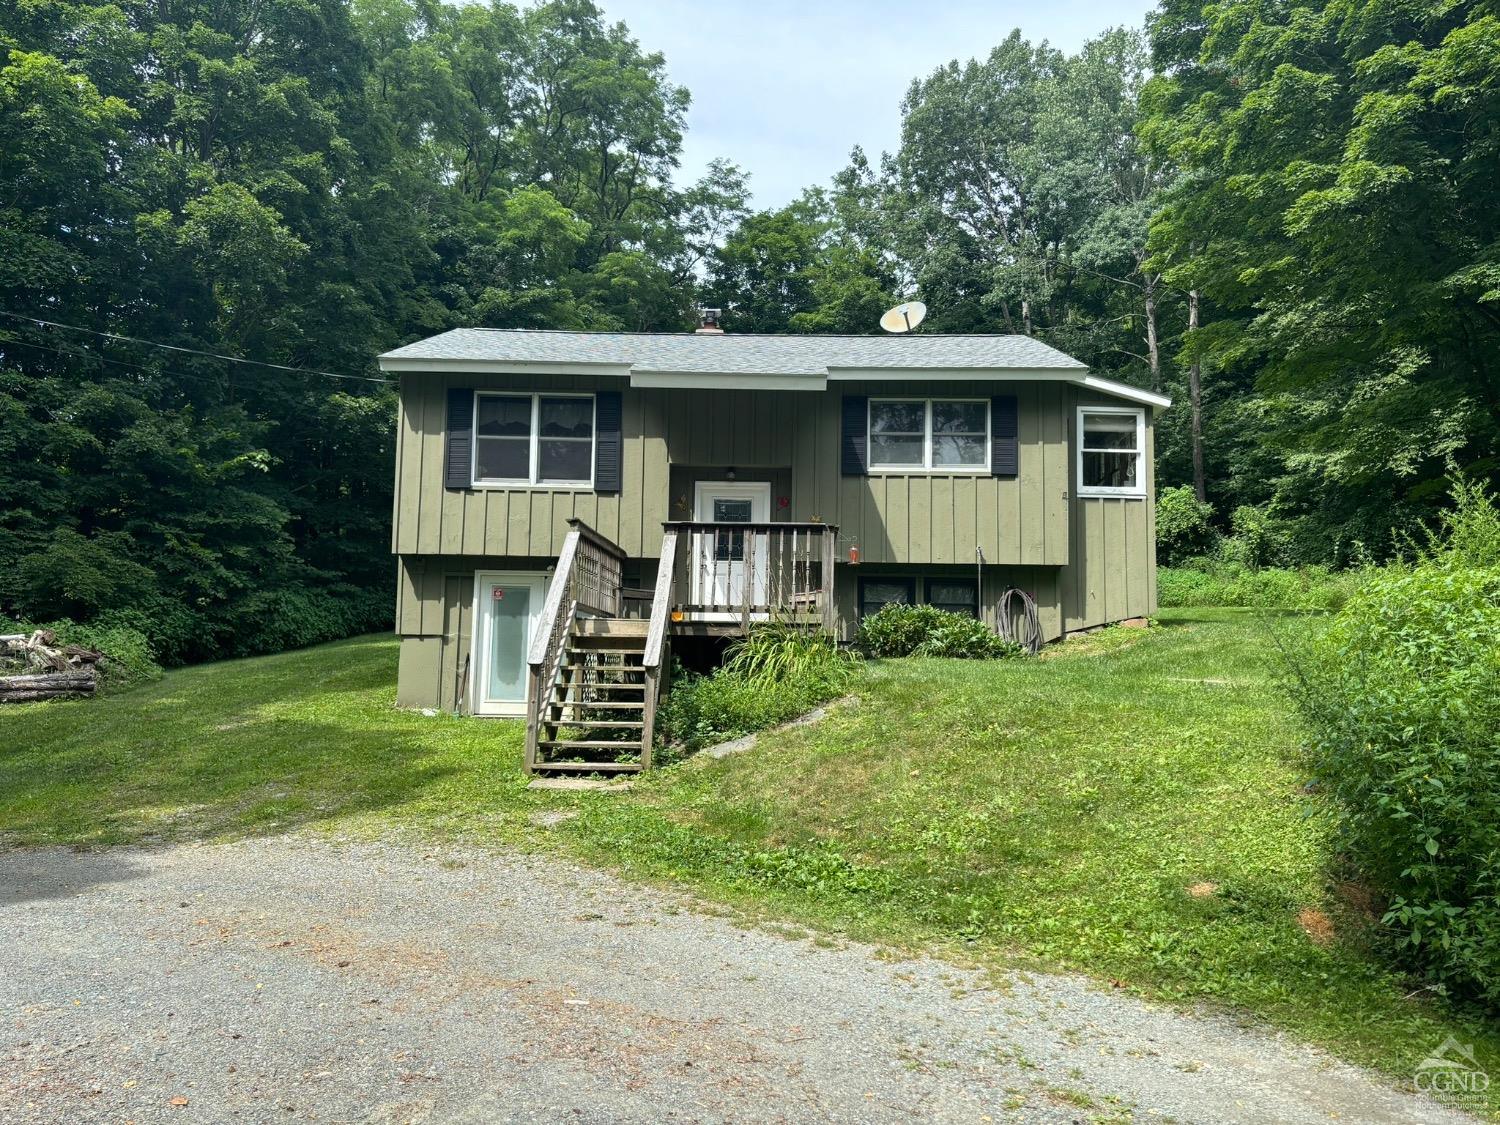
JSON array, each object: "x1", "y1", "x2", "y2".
[{"x1": 879, "y1": 300, "x2": 928, "y2": 334}]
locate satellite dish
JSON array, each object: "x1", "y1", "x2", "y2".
[{"x1": 879, "y1": 300, "x2": 927, "y2": 334}]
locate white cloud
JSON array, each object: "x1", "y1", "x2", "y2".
[{"x1": 597, "y1": 0, "x2": 1156, "y2": 208}]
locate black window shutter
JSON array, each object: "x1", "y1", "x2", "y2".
[
  {"x1": 444, "y1": 388, "x2": 474, "y2": 489},
  {"x1": 841, "y1": 395, "x2": 868, "y2": 475},
  {"x1": 991, "y1": 394, "x2": 1018, "y2": 477},
  {"x1": 594, "y1": 391, "x2": 623, "y2": 492}
]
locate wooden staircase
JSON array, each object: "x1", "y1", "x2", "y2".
[
  {"x1": 530, "y1": 619, "x2": 655, "y2": 774},
  {"x1": 522, "y1": 517, "x2": 836, "y2": 777}
]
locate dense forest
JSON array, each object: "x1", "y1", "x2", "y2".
[{"x1": 2, "y1": 0, "x2": 1496, "y2": 661}]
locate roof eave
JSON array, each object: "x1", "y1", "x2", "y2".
[{"x1": 1075, "y1": 374, "x2": 1172, "y2": 409}]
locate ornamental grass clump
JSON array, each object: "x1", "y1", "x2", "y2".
[
  {"x1": 656, "y1": 623, "x2": 858, "y2": 754},
  {"x1": 1289, "y1": 477, "x2": 1500, "y2": 1008}
]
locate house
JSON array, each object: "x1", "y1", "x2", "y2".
[{"x1": 378, "y1": 324, "x2": 1169, "y2": 774}]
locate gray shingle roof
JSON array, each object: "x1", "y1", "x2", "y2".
[{"x1": 378, "y1": 328, "x2": 1087, "y2": 374}]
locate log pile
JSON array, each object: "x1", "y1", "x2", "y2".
[{"x1": 0, "y1": 630, "x2": 102, "y2": 703}]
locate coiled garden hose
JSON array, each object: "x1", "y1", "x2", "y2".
[{"x1": 997, "y1": 586, "x2": 1043, "y2": 655}]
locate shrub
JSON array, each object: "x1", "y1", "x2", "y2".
[
  {"x1": 1220, "y1": 504, "x2": 1293, "y2": 569},
  {"x1": 1155, "y1": 486, "x2": 1217, "y2": 566},
  {"x1": 1289, "y1": 479, "x2": 1500, "y2": 1007},
  {"x1": 656, "y1": 669, "x2": 831, "y2": 754},
  {"x1": 855, "y1": 603, "x2": 1021, "y2": 659},
  {"x1": 1158, "y1": 561, "x2": 1361, "y2": 610}
]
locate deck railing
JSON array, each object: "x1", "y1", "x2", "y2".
[
  {"x1": 523, "y1": 519, "x2": 627, "y2": 772},
  {"x1": 665, "y1": 521, "x2": 838, "y2": 633}
]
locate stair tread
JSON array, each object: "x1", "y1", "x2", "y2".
[
  {"x1": 534, "y1": 761, "x2": 642, "y2": 773},
  {"x1": 539, "y1": 739, "x2": 645, "y2": 749},
  {"x1": 576, "y1": 619, "x2": 650, "y2": 636},
  {"x1": 552, "y1": 719, "x2": 644, "y2": 728},
  {"x1": 551, "y1": 698, "x2": 645, "y2": 707}
]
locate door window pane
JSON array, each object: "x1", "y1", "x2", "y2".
[
  {"x1": 711, "y1": 498, "x2": 753, "y2": 561},
  {"x1": 485, "y1": 583, "x2": 532, "y2": 702},
  {"x1": 713, "y1": 498, "x2": 753, "y2": 522},
  {"x1": 476, "y1": 437, "x2": 529, "y2": 481}
]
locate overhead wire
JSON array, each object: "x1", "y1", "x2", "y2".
[{"x1": 0, "y1": 310, "x2": 394, "y2": 386}]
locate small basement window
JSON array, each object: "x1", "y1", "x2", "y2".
[
  {"x1": 858, "y1": 577, "x2": 915, "y2": 619},
  {"x1": 869, "y1": 399, "x2": 989, "y2": 472},
  {"x1": 474, "y1": 392, "x2": 595, "y2": 487},
  {"x1": 1077, "y1": 406, "x2": 1145, "y2": 496},
  {"x1": 925, "y1": 578, "x2": 978, "y2": 618}
]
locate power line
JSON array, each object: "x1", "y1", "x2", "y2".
[{"x1": 0, "y1": 310, "x2": 394, "y2": 386}]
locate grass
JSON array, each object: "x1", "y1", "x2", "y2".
[{"x1": 2, "y1": 610, "x2": 1496, "y2": 1113}]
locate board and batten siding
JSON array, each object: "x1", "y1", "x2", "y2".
[{"x1": 393, "y1": 373, "x2": 1069, "y2": 567}]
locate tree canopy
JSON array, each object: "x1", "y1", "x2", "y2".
[{"x1": 2, "y1": 0, "x2": 1495, "y2": 659}]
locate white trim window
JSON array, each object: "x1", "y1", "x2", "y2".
[
  {"x1": 869, "y1": 398, "x2": 989, "y2": 472},
  {"x1": 473, "y1": 392, "x2": 595, "y2": 488},
  {"x1": 1076, "y1": 406, "x2": 1146, "y2": 496}
]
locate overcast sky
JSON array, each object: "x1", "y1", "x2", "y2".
[{"x1": 596, "y1": 0, "x2": 1157, "y2": 210}]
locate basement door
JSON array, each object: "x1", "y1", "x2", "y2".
[
  {"x1": 472, "y1": 572, "x2": 548, "y2": 717},
  {"x1": 692, "y1": 481, "x2": 771, "y2": 616}
]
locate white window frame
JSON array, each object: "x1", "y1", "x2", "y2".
[
  {"x1": 867, "y1": 397, "x2": 991, "y2": 474},
  {"x1": 471, "y1": 390, "x2": 596, "y2": 490},
  {"x1": 1076, "y1": 405, "x2": 1146, "y2": 497}
]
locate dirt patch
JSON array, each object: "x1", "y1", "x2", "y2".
[
  {"x1": 1297, "y1": 907, "x2": 1336, "y2": 946},
  {"x1": 1186, "y1": 882, "x2": 1219, "y2": 899}
]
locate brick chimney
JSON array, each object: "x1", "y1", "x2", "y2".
[{"x1": 695, "y1": 307, "x2": 724, "y2": 334}]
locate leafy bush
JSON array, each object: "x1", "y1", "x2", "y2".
[
  {"x1": 1155, "y1": 486, "x2": 1217, "y2": 566},
  {"x1": 0, "y1": 615, "x2": 162, "y2": 690},
  {"x1": 855, "y1": 603, "x2": 1021, "y2": 659},
  {"x1": 1289, "y1": 479, "x2": 1500, "y2": 1007},
  {"x1": 657, "y1": 624, "x2": 858, "y2": 754},
  {"x1": 1158, "y1": 561, "x2": 1361, "y2": 610},
  {"x1": 1219, "y1": 504, "x2": 1294, "y2": 569}
]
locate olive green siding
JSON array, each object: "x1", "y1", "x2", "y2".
[
  {"x1": 393, "y1": 373, "x2": 1070, "y2": 566},
  {"x1": 391, "y1": 374, "x2": 1157, "y2": 710}
]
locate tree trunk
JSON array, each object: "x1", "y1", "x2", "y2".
[
  {"x1": 1188, "y1": 288, "x2": 1207, "y2": 503},
  {"x1": 1144, "y1": 273, "x2": 1161, "y2": 392},
  {"x1": 1021, "y1": 298, "x2": 1033, "y2": 336}
]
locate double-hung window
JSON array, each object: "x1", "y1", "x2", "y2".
[
  {"x1": 1076, "y1": 406, "x2": 1145, "y2": 496},
  {"x1": 473, "y1": 392, "x2": 595, "y2": 487},
  {"x1": 869, "y1": 399, "x2": 989, "y2": 472}
]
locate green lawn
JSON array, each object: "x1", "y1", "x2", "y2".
[{"x1": 2, "y1": 609, "x2": 1495, "y2": 1112}]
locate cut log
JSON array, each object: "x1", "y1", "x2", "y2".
[
  {"x1": 1, "y1": 672, "x2": 97, "y2": 689},
  {"x1": 0, "y1": 668, "x2": 97, "y2": 703}
]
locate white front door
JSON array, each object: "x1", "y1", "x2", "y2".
[
  {"x1": 692, "y1": 481, "x2": 771, "y2": 614},
  {"x1": 472, "y1": 573, "x2": 547, "y2": 716}
]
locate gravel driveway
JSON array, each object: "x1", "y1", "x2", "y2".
[{"x1": 0, "y1": 838, "x2": 1473, "y2": 1124}]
